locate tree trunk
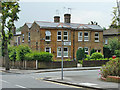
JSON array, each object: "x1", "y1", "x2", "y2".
[{"x1": 4, "y1": 41, "x2": 10, "y2": 71}]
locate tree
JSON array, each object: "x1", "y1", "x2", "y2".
[
  {"x1": 90, "y1": 48, "x2": 95, "y2": 56},
  {"x1": 1, "y1": 0, "x2": 20, "y2": 70},
  {"x1": 103, "y1": 38, "x2": 120, "y2": 57},
  {"x1": 76, "y1": 48, "x2": 86, "y2": 60},
  {"x1": 16, "y1": 26, "x2": 22, "y2": 32}
]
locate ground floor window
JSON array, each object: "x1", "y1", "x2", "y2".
[
  {"x1": 45, "y1": 47, "x2": 51, "y2": 53},
  {"x1": 57, "y1": 47, "x2": 68, "y2": 57},
  {"x1": 95, "y1": 49, "x2": 101, "y2": 53},
  {"x1": 57, "y1": 47, "x2": 62, "y2": 57},
  {"x1": 84, "y1": 47, "x2": 89, "y2": 55},
  {"x1": 64, "y1": 47, "x2": 68, "y2": 57}
]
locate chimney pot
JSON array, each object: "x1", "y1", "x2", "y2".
[
  {"x1": 64, "y1": 14, "x2": 71, "y2": 23},
  {"x1": 54, "y1": 16, "x2": 60, "y2": 23}
]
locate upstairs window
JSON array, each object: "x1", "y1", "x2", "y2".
[
  {"x1": 45, "y1": 31, "x2": 51, "y2": 41},
  {"x1": 57, "y1": 31, "x2": 62, "y2": 41},
  {"x1": 45, "y1": 47, "x2": 51, "y2": 53},
  {"x1": 78, "y1": 32, "x2": 82, "y2": 41},
  {"x1": 63, "y1": 31, "x2": 68, "y2": 41},
  {"x1": 105, "y1": 39, "x2": 108, "y2": 45},
  {"x1": 22, "y1": 34, "x2": 24, "y2": 43},
  {"x1": 84, "y1": 32, "x2": 89, "y2": 41},
  {"x1": 95, "y1": 32, "x2": 99, "y2": 42},
  {"x1": 28, "y1": 32, "x2": 30, "y2": 42}
]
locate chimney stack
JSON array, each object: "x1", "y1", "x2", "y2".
[
  {"x1": 64, "y1": 14, "x2": 71, "y2": 23},
  {"x1": 54, "y1": 16, "x2": 60, "y2": 23}
]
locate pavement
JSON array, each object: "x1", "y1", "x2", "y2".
[
  {"x1": 0, "y1": 66, "x2": 101, "y2": 74},
  {"x1": 0, "y1": 67, "x2": 119, "y2": 90}
]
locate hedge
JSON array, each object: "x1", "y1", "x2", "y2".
[{"x1": 25, "y1": 52, "x2": 53, "y2": 62}]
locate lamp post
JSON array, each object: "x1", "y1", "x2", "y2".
[{"x1": 61, "y1": 40, "x2": 64, "y2": 80}]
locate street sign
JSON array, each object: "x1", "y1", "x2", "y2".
[{"x1": 64, "y1": 42, "x2": 71, "y2": 46}]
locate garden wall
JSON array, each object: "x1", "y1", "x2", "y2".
[
  {"x1": 83, "y1": 60, "x2": 109, "y2": 67},
  {"x1": 5, "y1": 60, "x2": 77, "y2": 69}
]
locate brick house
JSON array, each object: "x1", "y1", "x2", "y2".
[
  {"x1": 103, "y1": 28, "x2": 120, "y2": 45},
  {"x1": 21, "y1": 14, "x2": 103, "y2": 60}
]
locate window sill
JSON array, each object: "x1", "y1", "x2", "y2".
[
  {"x1": 78, "y1": 40, "x2": 82, "y2": 42},
  {"x1": 84, "y1": 40, "x2": 89, "y2": 41},
  {"x1": 45, "y1": 40, "x2": 51, "y2": 42},
  {"x1": 95, "y1": 41, "x2": 99, "y2": 42},
  {"x1": 57, "y1": 40, "x2": 62, "y2": 41}
]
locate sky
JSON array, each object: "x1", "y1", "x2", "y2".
[{"x1": 14, "y1": 0, "x2": 118, "y2": 29}]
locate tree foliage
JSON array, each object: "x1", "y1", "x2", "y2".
[
  {"x1": 1, "y1": 1, "x2": 20, "y2": 70},
  {"x1": 76, "y1": 48, "x2": 86, "y2": 60}
]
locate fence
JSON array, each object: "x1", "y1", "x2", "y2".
[
  {"x1": 83, "y1": 60, "x2": 109, "y2": 67},
  {"x1": 2, "y1": 60, "x2": 77, "y2": 69}
]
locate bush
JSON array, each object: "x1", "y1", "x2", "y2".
[
  {"x1": 16, "y1": 45, "x2": 31, "y2": 61},
  {"x1": 25, "y1": 52, "x2": 53, "y2": 62},
  {"x1": 115, "y1": 50, "x2": 120, "y2": 57},
  {"x1": 90, "y1": 49, "x2": 95, "y2": 56},
  {"x1": 76, "y1": 48, "x2": 86, "y2": 60},
  {"x1": 100, "y1": 58, "x2": 120, "y2": 78},
  {"x1": 103, "y1": 46, "x2": 112, "y2": 58},
  {"x1": 91, "y1": 52, "x2": 103, "y2": 60},
  {"x1": 8, "y1": 46, "x2": 16, "y2": 61}
]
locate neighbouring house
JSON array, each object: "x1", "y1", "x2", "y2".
[
  {"x1": 20, "y1": 14, "x2": 103, "y2": 60},
  {"x1": 103, "y1": 28, "x2": 120, "y2": 45},
  {"x1": 10, "y1": 27, "x2": 22, "y2": 46}
]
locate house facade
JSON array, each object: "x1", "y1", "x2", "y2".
[
  {"x1": 103, "y1": 28, "x2": 120, "y2": 45},
  {"x1": 21, "y1": 14, "x2": 103, "y2": 60}
]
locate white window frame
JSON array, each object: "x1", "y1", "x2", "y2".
[
  {"x1": 78, "y1": 47, "x2": 82, "y2": 49},
  {"x1": 105, "y1": 38, "x2": 108, "y2": 45},
  {"x1": 57, "y1": 31, "x2": 62, "y2": 41},
  {"x1": 22, "y1": 34, "x2": 24, "y2": 42},
  {"x1": 45, "y1": 31, "x2": 51, "y2": 41},
  {"x1": 45, "y1": 47, "x2": 51, "y2": 53},
  {"x1": 63, "y1": 31, "x2": 68, "y2": 41},
  {"x1": 84, "y1": 47, "x2": 89, "y2": 55},
  {"x1": 78, "y1": 32, "x2": 82, "y2": 41},
  {"x1": 84, "y1": 32, "x2": 89, "y2": 41},
  {"x1": 17, "y1": 36, "x2": 21, "y2": 45},
  {"x1": 95, "y1": 32, "x2": 99, "y2": 42},
  {"x1": 57, "y1": 47, "x2": 62, "y2": 57},
  {"x1": 64, "y1": 47, "x2": 68, "y2": 57},
  {"x1": 28, "y1": 32, "x2": 30, "y2": 42}
]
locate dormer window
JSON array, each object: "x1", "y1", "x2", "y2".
[{"x1": 45, "y1": 31, "x2": 51, "y2": 41}]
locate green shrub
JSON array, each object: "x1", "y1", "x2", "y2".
[
  {"x1": 103, "y1": 46, "x2": 112, "y2": 58},
  {"x1": 25, "y1": 52, "x2": 53, "y2": 62},
  {"x1": 86, "y1": 55, "x2": 91, "y2": 60},
  {"x1": 76, "y1": 48, "x2": 86, "y2": 60},
  {"x1": 115, "y1": 50, "x2": 120, "y2": 57},
  {"x1": 90, "y1": 49, "x2": 95, "y2": 56},
  {"x1": 8, "y1": 46, "x2": 16, "y2": 61},
  {"x1": 100, "y1": 58, "x2": 120, "y2": 78},
  {"x1": 91, "y1": 52, "x2": 103, "y2": 60},
  {"x1": 16, "y1": 45, "x2": 31, "y2": 61}
]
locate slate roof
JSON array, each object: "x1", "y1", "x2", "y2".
[
  {"x1": 35, "y1": 21, "x2": 103, "y2": 31},
  {"x1": 103, "y1": 28, "x2": 119, "y2": 36},
  {"x1": 26, "y1": 23, "x2": 32, "y2": 28}
]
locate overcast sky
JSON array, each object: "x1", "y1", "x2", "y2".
[{"x1": 15, "y1": 0, "x2": 118, "y2": 29}]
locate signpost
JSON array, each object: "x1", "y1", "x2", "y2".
[
  {"x1": 61, "y1": 40, "x2": 64, "y2": 80},
  {"x1": 61, "y1": 41, "x2": 71, "y2": 80}
]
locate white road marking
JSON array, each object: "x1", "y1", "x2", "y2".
[
  {"x1": 15, "y1": 85, "x2": 26, "y2": 88},
  {"x1": 0, "y1": 80, "x2": 9, "y2": 83},
  {"x1": 79, "y1": 83, "x2": 98, "y2": 86}
]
